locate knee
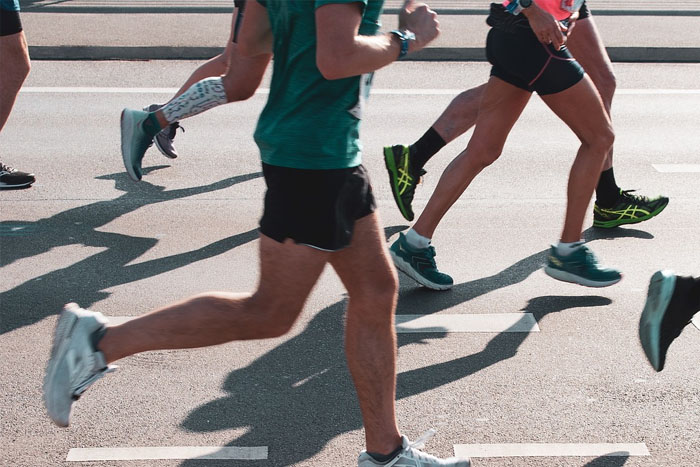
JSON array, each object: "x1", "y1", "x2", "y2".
[
  {"x1": 585, "y1": 125, "x2": 615, "y2": 156},
  {"x1": 469, "y1": 142, "x2": 502, "y2": 169},
  {"x1": 246, "y1": 293, "x2": 303, "y2": 338},
  {"x1": 348, "y1": 269, "x2": 398, "y2": 317}
]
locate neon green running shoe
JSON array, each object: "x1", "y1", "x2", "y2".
[
  {"x1": 383, "y1": 145, "x2": 425, "y2": 221},
  {"x1": 593, "y1": 190, "x2": 669, "y2": 228},
  {"x1": 389, "y1": 233, "x2": 453, "y2": 290},
  {"x1": 544, "y1": 244, "x2": 622, "y2": 287}
]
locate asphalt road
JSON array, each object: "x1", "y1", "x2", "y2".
[{"x1": 1, "y1": 60, "x2": 699, "y2": 467}]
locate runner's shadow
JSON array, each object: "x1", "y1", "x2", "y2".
[
  {"x1": 0, "y1": 170, "x2": 262, "y2": 335},
  {"x1": 584, "y1": 453, "x2": 629, "y2": 466},
  {"x1": 179, "y1": 294, "x2": 609, "y2": 465}
]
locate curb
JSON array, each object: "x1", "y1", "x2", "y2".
[{"x1": 28, "y1": 45, "x2": 700, "y2": 63}]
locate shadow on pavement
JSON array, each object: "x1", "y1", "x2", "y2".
[
  {"x1": 584, "y1": 453, "x2": 629, "y2": 466},
  {"x1": 180, "y1": 291, "x2": 610, "y2": 465},
  {"x1": 0, "y1": 170, "x2": 261, "y2": 335}
]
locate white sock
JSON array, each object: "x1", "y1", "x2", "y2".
[
  {"x1": 161, "y1": 77, "x2": 228, "y2": 124},
  {"x1": 556, "y1": 240, "x2": 584, "y2": 257},
  {"x1": 405, "y1": 228, "x2": 431, "y2": 250}
]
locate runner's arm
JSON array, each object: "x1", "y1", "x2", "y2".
[
  {"x1": 315, "y1": 1, "x2": 439, "y2": 80},
  {"x1": 237, "y1": 0, "x2": 273, "y2": 57}
]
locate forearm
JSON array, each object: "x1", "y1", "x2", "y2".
[{"x1": 318, "y1": 32, "x2": 404, "y2": 80}]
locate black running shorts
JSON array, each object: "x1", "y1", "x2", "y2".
[
  {"x1": 260, "y1": 163, "x2": 377, "y2": 251},
  {"x1": 486, "y1": 26, "x2": 584, "y2": 95},
  {"x1": 232, "y1": 0, "x2": 246, "y2": 43},
  {"x1": 0, "y1": 7, "x2": 22, "y2": 36}
]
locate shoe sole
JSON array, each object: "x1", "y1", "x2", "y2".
[
  {"x1": 593, "y1": 200, "x2": 669, "y2": 228},
  {"x1": 390, "y1": 249, "x2": 453, "y2": 291},
  {"x1": 0, "y1": 181, "x2": 34, "y2": 188},
  {"x1": 153, "y1": 133, "x2": 178, "y2": 159},
  {"x1": 43, "y1": 303, "x2": 81, "y2": 427},
  {"x1": 120, "y1": 109, "x2": 143, "y2": 181},
  {"x1": 639, "y1": 270, "x2": 677, "y2": 372},
  {"x1": 383, "y1": 147, "x2": 413, "y2": 222},
  {"x1": 544, "y1": 266, "x2": 622, "y2": 288}
]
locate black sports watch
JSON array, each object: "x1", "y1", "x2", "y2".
[{"x1": 519, "y1": 0, "x2": 533, "y2": 8}]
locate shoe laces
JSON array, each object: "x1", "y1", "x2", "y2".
[
  {"x1": 620, "y1": 189, "x2": 650, "y2": 204},
  {"x1": 167, "y1": 122, "x2": 184, "y2": 140},
  {"x1": 0, "y1": 162, "x2": 16, "y2": 174},
  {"x1": 402, "y1": 429, "x2": 449, "y2": 464}
]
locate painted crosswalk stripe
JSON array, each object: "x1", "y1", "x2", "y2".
[
  {"x1": 66, "y1": 446, "x2": 267, "y2": 461},
  {"x1": 108, "y1": 313, "x2": 538, "y2": 333},
  {"x1": 395, "y1": 313, "x2": 538, "y2": 333},
  {"x1": 453, "y1": 443, "x2": 649, "y2": 458},
  {"x1": 652, "y1": 164, "x2": 700, "y2": 173}
]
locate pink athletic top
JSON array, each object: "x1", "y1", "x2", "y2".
[{"x1": 502, "y1": 0, "x2": 583, "y2": 21}]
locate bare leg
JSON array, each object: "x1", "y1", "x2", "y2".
[
  {"x1": 413, "y1": 77, "x2": 531, "y2": 238},
  {"x1": 330, "y1": 212, "x2": 401, "y2": 454},
  {"x1": 431, "y1": 83, "x2": 487, "y2": 143},
  {"x1": 567, "y1": 16, "x2": 616, "y2": 170},
  {"x1": 540, "y1": 75, "x2": 614, "y2": 242},
  {"x1": 0, "y1": 31, "x2": 31, "y2": 132},
  {"x1": 98, "y1": 235, "x2": 328, "y2": 363}
]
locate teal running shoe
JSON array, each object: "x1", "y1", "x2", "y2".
[
  {"x1": 593, "y1": 189, "x2": 669, "y2": 228},
  {"x1": 389, "y1": 233, "x2": 453, "y2": 290},
  {"x1": 640, "y1": 270, "x2": 697, "y2": 371},
  {"x1": 544, "y1": 244, "x2": 622, "y2": 287},
  {"x1": 383, "y1": 145, "x2": 425, "y2": 221},
  {"x1": 120, "y1": 108, "x2": 153, "y2": 181}
]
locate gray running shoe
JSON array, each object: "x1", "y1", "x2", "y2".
[
  {"x1": 43, "y1": 303, "x2": 116, "y2": 427},
  {"x1": 358, "y1": 431, "x2": 470, "y2": 467},
  {"x1": 120, "y1": 108, "x2": 153, "y2": 181},
  {"x1": 145, "y1": 103, "x2": 181, "y2": 159},
  {"x1": 0, "y1": 162, "x2": 35, "y2": 188}
]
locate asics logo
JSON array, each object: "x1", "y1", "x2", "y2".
[{"x1": 549, "y1": 256, "x2": 563, "y2": 267}]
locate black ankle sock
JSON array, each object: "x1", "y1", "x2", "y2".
[
  {"x1": 595, "y1": 167, "x2": 621, "y2": 208},
  {"x1": 411, "y1": 127, "x2": 446, "y2": 171},
  {"x1": 367, "y1": 444, "x2": 403, "y2": 464}
]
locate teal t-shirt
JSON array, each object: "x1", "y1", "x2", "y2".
[{"x1": 255, "y1": 0, "x2": 384, "y2": 169}]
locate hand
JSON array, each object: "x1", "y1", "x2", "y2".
[
  {"x1": 398, "y1": 0, "x2": 440, "y2": 52},
  {"x1": 522, "y1": 2, "x2": 567, "y2": 50},
  {"x1": 568, "y1": 10, "x2": 579, "y2": 35}
]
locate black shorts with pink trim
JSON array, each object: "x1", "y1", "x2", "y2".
[{"x1": 486, "y1": 26, "x2": 584, "y2": 96}]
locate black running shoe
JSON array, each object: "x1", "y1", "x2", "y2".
[
  {"x1": 0, "y1": 162, "x2": 35, "y2": 188},
  {"x1": 593, "y1": 189, "x2": 669, "y2": 228},
  {"x1": 639, "y1": 270, "x2": 698, "y2": 371},
  {"x1": 383, "y1": 144, "x2": 425, "y2": 221}
]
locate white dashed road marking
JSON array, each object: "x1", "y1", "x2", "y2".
[
  {"x1": 453, "y1": 443, "x2": 650, "y2": 458},
  {"x1": 66, "y1": 446, "x2": 267, "y2": 462},
  {"x1": 653, "y1": 164, "x2": 700, "y2": 173}
]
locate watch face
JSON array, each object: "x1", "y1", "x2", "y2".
[{"x1": 520, "y1": 0, "x2": 533, "y2": 7}]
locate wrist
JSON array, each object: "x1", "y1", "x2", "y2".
[{"x1": 390, "y1": 29, "x2": 416, "y2": 59}]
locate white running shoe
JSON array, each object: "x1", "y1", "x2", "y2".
[
  {"x1": 358, "y1": 430, "x2": 470, "y2": 466},
  {"x1": 43, "y1": 303, "x2": 116, "y2": 427}
]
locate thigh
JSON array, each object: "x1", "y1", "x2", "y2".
[
  {"x1": 470, "y1": 75, "x2": 532, "y2": 152},
  {"x1": 567, "y1": 16, "x2": 614, "y2": 91},
  {"x1": 539, "y1": 74, "x2": 611, "y2": 143},
  {"x1": 255, "y1": 234, "x2": 329, "y2": 311},
  {"x1": 329, "y1": 212, "x2": 395, "y2": 299}
]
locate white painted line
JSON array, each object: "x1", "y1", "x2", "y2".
[
  {"x1": 395, "y1": 313, "x2": 538, "y2": 333},
  {"x1": 108, "y1": 314, "x2": 539, "y2": 333},
  {"x1": 453, "y1": 443, "x2": 650, "y2": 458},
  {"x1": 692, "y1": 313, "x2": 700, "y2": 331},
  {"x1": 66, "y1": 446, "x2": 267, "y2": 462},
  {"x1": 653, "y1": 164, "x2": 700, "y2": 173},
  {"x1": 20, "y1": 87, "x2": 700, "y2": 96}
]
